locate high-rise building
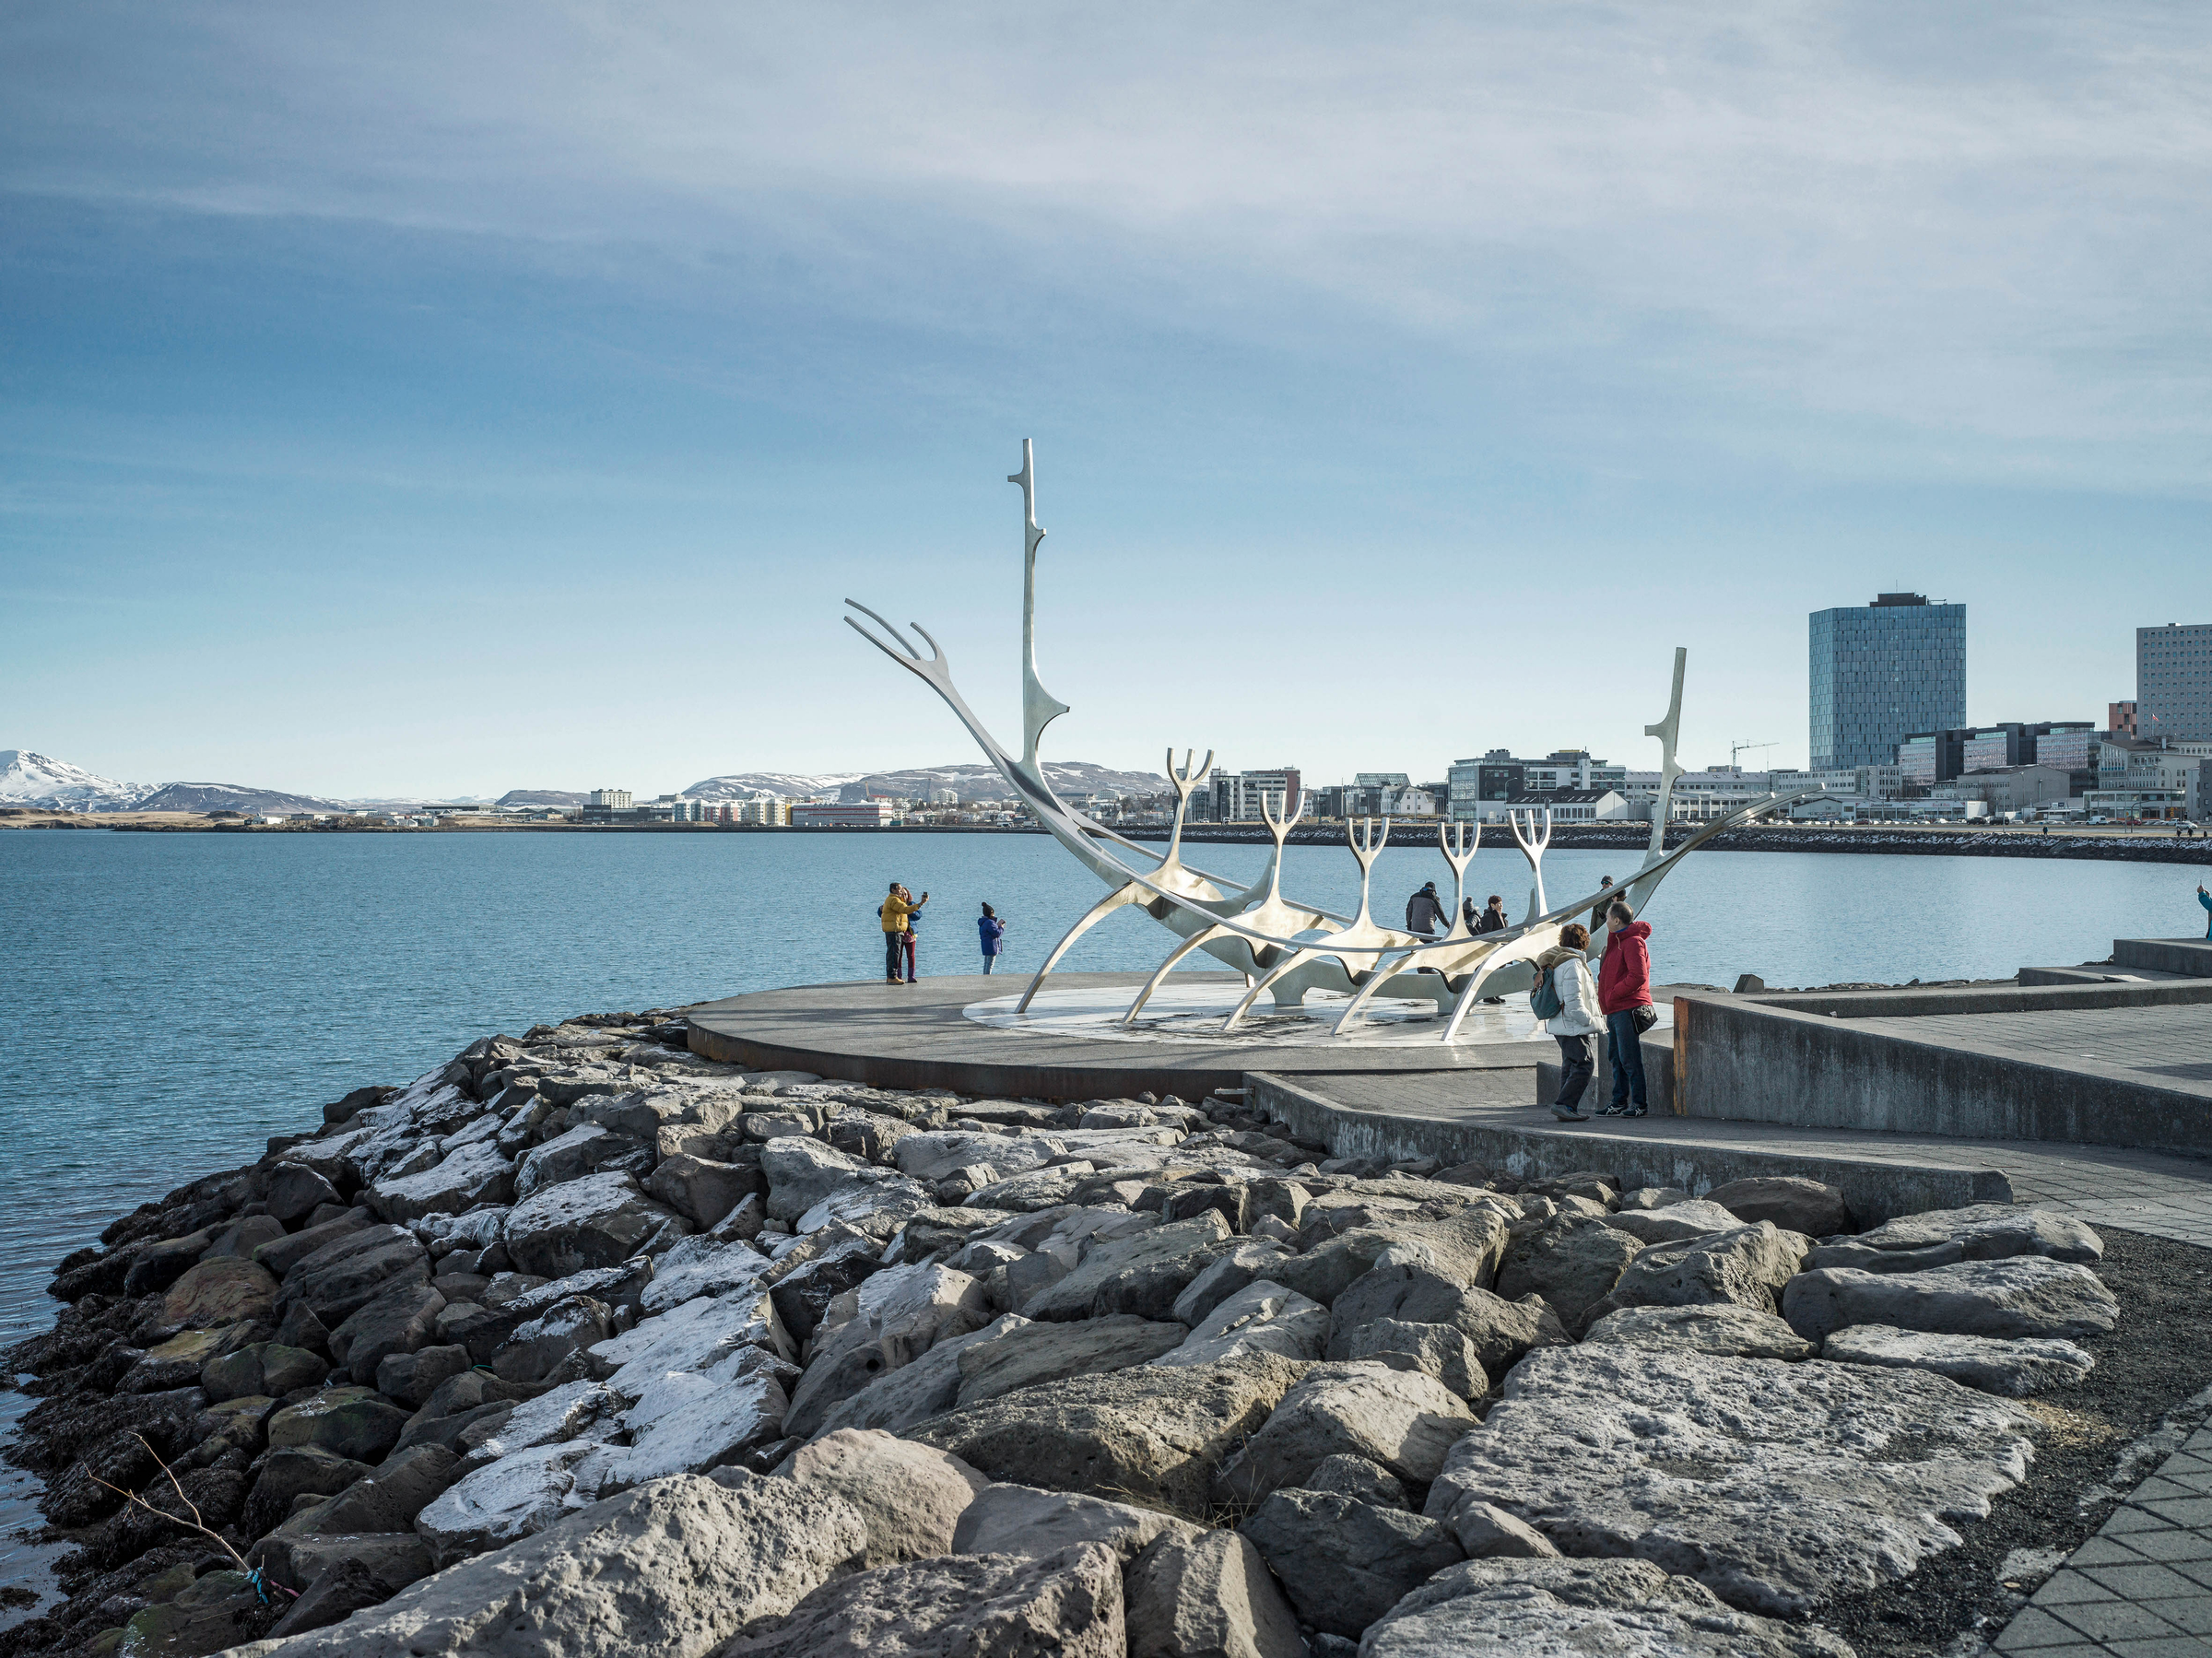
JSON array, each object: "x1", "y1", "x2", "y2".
[
  {"x1": 1808, "y1": 594, "x2": 1966, "y2": 770},
  {"x1": 2137, "y1": 623, "x2": 2212, "y2": 740},
  {"x1": 2109, "y1": 700, "x2": 2138, "y2": 738},
  {"x1": 587, "y1": 787, "x2": 633, "y2": 809}
]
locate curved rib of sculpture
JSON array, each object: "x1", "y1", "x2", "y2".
[
  {"x1": 1325, "y1": 819, "x2": 1486, "y2": 1036},
  {"x1": 1511, "y1": 805, "x2": 1552, "y2": 922},
  {"x1": 846, "y1": 441, "x2": 1828, "y2": 1043},
  {"x1": 1120, "y1": 783, "x2": 1335, "y2": 1024},
  {"x1": 1219, "y1": 816, "x2": 1423, "y2": 1032},
  {"x1": 1433, "y1": 782, "x2": 1832, "y2": 1042},
  {"x1": 1015, "y1": 748, "x2": 1226, "y2": 1013}
]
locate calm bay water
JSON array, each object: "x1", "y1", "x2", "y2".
[{"x1": 0, "y1": 825, "x2": 2203, "y2": 1604}]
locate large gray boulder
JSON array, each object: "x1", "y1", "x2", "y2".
[
  {"x1": 1701, "y1": 1176, "x2": 1850, "y2": 1238},
  {"x1": 785, "y1": 1263, "x2": 991, "y2": 1439},
  {"x1": 1324, "y1": 1263, "x2": 1570, "y2": 1382},
  {"x1": 766, "y1": 1230, "x2": 887, "y2": 1345},
  {"x1": 1602, "y1": 1198, "x2": 1747, "y2": 1245},
  {"x1": 608, "y1": 1370, "x2": 789, "y2": 1488},
  {"x1": 1170, "y1": 1241, "x2": 1297, "y2": 1327},
  {"x1": 504, "y1": 1172, "x2": 690, "y2": 1279},
  {"x1": 1814, "y1": 1203, "x2": 2103, "y2": 1267},
  {"x1": 1338, "y1": 1319, "x2": 1488, "y2": 1398},
  {"x1": 1274, "y1": 1209, "x2": 1511, "y2": 1308},
  {"x1": 1582, "y1": 1302, "x2": 1817, "y2": 1360},
  {"x1": 415, "y1": 1439, "x2": 609, "y2": 1565},
  {"x1": 951, "y1": 1481, "x2": 1198, "y2": 1563},
  {"x1": 304, "y1": 1445, "x2": 459, "y2": 1535},
  {"x1": 640, "y1": 1236, "x2": 769, "y2": 1316},
  {"x1": 1215, "y1": 1359, "x2": 1474, "y2": 1506},
  {"x1": 280, "y1": 1226, "x2": 430, "y2": 1326},
  {"x1": 328, "y1": 1279, "x2": 447, "y2": 1385},
  {"x1": 643, "y1": 1153, "x2": 762, "y2": 1230},
  {"x1": 1823, "y1": 1323, "x2": 2097, "y2": 1394},
  {"x1": 954, "y1": 1313, "x2": 1190, "y2": 1406},
  {"x1": 810, "y1": 1315, "x2": 1027, "y2": 1440},
  {"x1": 760, "y1": 1137, "x2": 872, "y2": 1223},
  {"x1": 794, "y1": 1171, "x2": 935, "y2": 1241},
  {"x1": 781, "y1": 1429, "x2": 986, "y2": 1565},
  {"x1": 265, "y1": 1163, "x2": 345, "y2": 1227},
  {"x1": 716, "y1": 1542, "x2": 1124, "y2": 1657},
  {"x1": 1124, "y1": 1527, "x2": 1305, "y2": 1658},
  {"x1": 1362, "y1": 1557, "x2": 1855, "y2": 1658},
  {"x1": 231, "y1": 1473, "x2": 867, "y2": 1657},
  {"x1": 1494, "y1": 1217, "x2": 1643, "y2": 1329},
  {"x1": 1021, "y1": 1213, "x2": 1236, "y2": 1323},
  {"x1": 1582, "y1": 1221, "x2": 1810, "y2": 1328},
  {"x1": 371, "y1": 1142, "x2": 516, "y2": 1224},
  {"x1": 1239, "y1": 1487, "x2": 1463, "y2": 1638},
  {"x1": 1152, "y1": 1280, "x2": 1326, "y2": 1369},
  {"x1": 1422, "y1": 1344, "x2": 2039, "y2": 1614},
  {"x1": 515, "y1": 1123, "x2": 644, "y2": 1200},
  {"x1": 908, "y1": 1350, "x2": 1309, "y2": 1517},
  {"x1": 1782, "y1": 1256, "x2": 2120, "y2": 1345}
]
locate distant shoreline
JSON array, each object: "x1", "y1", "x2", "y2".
[{"x1": 6, "y1": 808, "x2": 2210, "y2": 865}]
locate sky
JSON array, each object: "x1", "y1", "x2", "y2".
[{"x1": 5, "y1": 2, "x2": 2210, "y2": 799}]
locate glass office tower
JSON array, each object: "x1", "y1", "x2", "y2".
[{"x1": 1808, "y1": 594, "x2": 1966, "y2": 770}]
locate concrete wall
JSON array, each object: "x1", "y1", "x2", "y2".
[
  {"x1": 1676, "y1": 991, "x2": 2212, "y2": 1154},
  {"x1": 2115, "y1": 937, "x2": 2212, "y2": 977},
  {"x1": 1244, "y1": 1071, "x2": 2008, "y2": 1226},
  {"x1": 1749, "y1": 978, "x2": 2212, "y2": 1020}
]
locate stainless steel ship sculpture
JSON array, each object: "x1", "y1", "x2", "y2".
[{"x1": 846, "y1": 441, "x2": 1824, "y2": 1043}]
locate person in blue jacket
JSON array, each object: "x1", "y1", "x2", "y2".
[
  {"x1": 978, "y1": 902, "x2": 1008, "y2": 972},
  {"x1": 2199, "y1": 883, "x2": 2211, "y2": 938}
]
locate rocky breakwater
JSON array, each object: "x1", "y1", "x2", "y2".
[{"x1": 0, "y1": 1012, "x2": 2122, "y2": 1658}]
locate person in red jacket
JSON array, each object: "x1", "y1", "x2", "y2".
[{"x1": 1596, "y1": 900, "x2": 1653, "y2": 1117}]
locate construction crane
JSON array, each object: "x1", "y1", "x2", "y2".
[{"x1": 1731, "y1": 739, "x2": 1778, "y2": 770}]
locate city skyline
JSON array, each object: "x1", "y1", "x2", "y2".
[{"x1": 7, "y1": 6, "x2": 2212, "y2": 796}]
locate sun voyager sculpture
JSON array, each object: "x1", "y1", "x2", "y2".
[{"x1": 847, "y1": 442, "x2": 1823, "y2": 1044}]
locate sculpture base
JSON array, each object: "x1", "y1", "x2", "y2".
[{"x1": 684, "y1": 971, "x2": 1615, "y2": 1099}]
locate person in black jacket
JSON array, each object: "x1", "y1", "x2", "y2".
[{"x1": 1471, "y1": 895, "x2": 1510, "y2": 1001}]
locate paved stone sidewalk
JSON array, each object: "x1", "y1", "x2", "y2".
[{"x1": 1997, "y1": 1423, "x2": 2212, "y2": 1658}]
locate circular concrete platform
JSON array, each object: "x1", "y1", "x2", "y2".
[{"x1": 682, "y1": 971, "x2": 1639, "y2": 1099}]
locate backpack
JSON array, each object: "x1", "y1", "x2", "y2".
[{"x1": 1528, "y1": 964, "x2": 1564, "y2": 1019}]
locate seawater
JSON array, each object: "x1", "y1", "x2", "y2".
[{"x1": 0, "y1": 826, "x2": 2202, "y2": 1605}]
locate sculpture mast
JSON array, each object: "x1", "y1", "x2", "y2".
[{"x1": 1009, "y1": 439, "x2": 1069, "y2": 798}]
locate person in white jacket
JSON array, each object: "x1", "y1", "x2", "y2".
[{"x1": 1535, "y1": 923, "x2": 1604, "y2": 1121}]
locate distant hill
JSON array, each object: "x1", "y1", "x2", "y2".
[
  {"x1": 683, "y1": 761, "x2": 1170, "y2": 804},
  {"x1": 495, "y1": 789, "x2": 589, "y2": 808},
  {"x1": 133, "y1": 782, "x2": 350, "y2": 815}
]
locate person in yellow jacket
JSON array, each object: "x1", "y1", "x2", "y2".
[{"x1": 877, "y1": 882, "x2": 928, "y2": 983}]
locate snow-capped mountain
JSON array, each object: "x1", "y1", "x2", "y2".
[
  {"x1": 0, "y1": 750, "x2": 154, "y2": 811},
  {"x1": 3, "y1": 751, "x2": 350, "y2": 815},
  {"x1": 682, "y1": 771, "x2": 867, "y2": 802}
]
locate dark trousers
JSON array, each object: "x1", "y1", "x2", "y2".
[
  {"x1": 901, "y1": 934, "x2": 918, "y2": 982},
  {"x1": 1553, "y1": 1034, "x2": 1594, "y2": 1110},
  {"x1": 1606, "y1": 1008, "x2": 1649, "y2": 1110},
  {"x1": 885, "y1": 933, "x2": 904, "y2": 981}
]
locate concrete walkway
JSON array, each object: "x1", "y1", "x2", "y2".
[{"x1": 1997, "y1": 1419, "x2": 2212, "y2": 1658}]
